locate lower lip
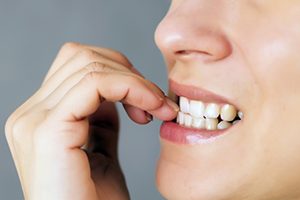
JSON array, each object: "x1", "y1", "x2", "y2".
[{"x1": 160, "y1": 122, "x2": 232, "y2": 145}]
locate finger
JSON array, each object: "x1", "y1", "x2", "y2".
[
  {"x1": 50, "y1": 71, "x2": 165, "y2": 119},
  {"x1": 42, "y1": 61, "x2": 176, "y2": 123},
  {"x1": 14, "y1": 47, "x2": 138, "y2": 128},
  {"x1": 12, "y1": 43, "x2": 139, "y2": 124},
  {"x1": 123, "y1": 97, "x2": 179, "y2": 122},
  {"x1": 42, "y1": 62, "x2": 164, "y2": 111},
  {"x1": 44, "y1": 43, "x2": 135, "y2": 84},
  {"x1": 44, "y1": 42, "x2": 82, "y2": 82},
  {"x1": 123, "y1": 104, "x2": 152, "y2": 124},
  {"x1": 41, "y1": 50, "x2": 133, "y2": 100},
  {"x1": 88, "y1": 46, "x2": 134, "y2": 69},
  {"x1": 148, "y1": 97, "x2": 179, "y2": 121},
  {"x1": 42, "y1": 62, "x2": 118, "y2": 108},
  {"x1": 46, "y1": 69, "x2": 164, "y2": 114},
  {"x1": 46, "y1": 71, "x2": 166, "y2": 147},
  {"x1": 6, "y1": 43, "x2": 84, "y2": 128}
]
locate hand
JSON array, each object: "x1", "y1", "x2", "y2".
[{"x1": 5, "y1": 43, "x2": 178, "y2": 200}]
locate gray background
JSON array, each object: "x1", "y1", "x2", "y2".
[{"x1": 0, "y1": 1, "x2": 170, "y2": 199}]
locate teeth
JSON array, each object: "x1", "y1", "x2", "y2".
[
  {"x1": 192, "y1": 117, "x2": 206, "y2": 129},
  {"x1": 189, "y1": 100, "x2": 205, "y2": 118},
  {"x1": 179, "y1": 96, "x2": 190, "y2": 113},
  {"x1": 184, "y1": 114, "x2": 193, "y2": 127},
  {"x1": 238, "y1": 111, "x2": 244, "y2": 120},
  {"x1": 217, "y1": 121, "x2": 232, "y2": 130},
  {"x1": 205, "y1": 118, "x2": 218, "y2": 130},
  {"x1": 177, "y1": 111, "x2": 185, "y2": 125},
  {"x1": 204, "y1": 103, "x2": 220, "y2": 119},
  {"x1": 177, "y1": 96, "x2": 242, "y2": 131},
  {"x1": 220, "y1": 104, "x2": 237, "y2": 121}
]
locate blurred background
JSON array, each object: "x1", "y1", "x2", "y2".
[{"x1": 0, "y1": 0, "x2": 170, "y2": 199}]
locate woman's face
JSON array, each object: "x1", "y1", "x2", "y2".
[{"x1": 155, "y1": 1, "x2": 300, "y2": 199}]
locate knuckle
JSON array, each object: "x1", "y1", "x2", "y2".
[
  {"x1": 134, "y1": 92, "x2": 148, "y2": 106},
  {"x1": 83, "y1": 70, "x2": 102, "y2": 84},
  {"x1": 109, "y1": 50, "x2": 132, "y2": 67},
  {"x1": 85, "y1": 62, "x2": 116, "y2": 73},
  {"x1": 4, "y1": 113, "x2": 16, "y2": 142},
  {"x1": 60, "y1": 42, "x2": 81, "y2": 54},
  {"x1": 79, "y1": 49, "x2": 101, "y2": 61},
  {"x1": 5, "y1": 106, "x2": 46, "y2": 145},
  {"x1": 85, "y1": 62, "x2": 107, "y2": 73},
  {"x1": 62, "y1": 42, "x2": 81, "y2": 50},
  {"x1": 123, "y1": 77, "x2": 157, "y2": 107},
  {"x1": 126, "y1": 74, "x2": 143, "y2": 85},
  {"x1": 6, "y1": 114, "x2": 29, "y2": 144},
  {"x1": 5, "y1": 99, "x2": 36, "y2": 142}
]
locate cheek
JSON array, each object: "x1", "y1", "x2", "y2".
[
  {"x1": 241, "y1": 19, "x2": 300, "y2": 189},
  {"x1": 255, "y1": 38, "x2": 300, "y2": 96},
  {"x1": 243, "y1": 15, "x2": 300, "y2": 101},
  {"x1": 248, "y1": 29, "x2": 300, "y2": 126}
]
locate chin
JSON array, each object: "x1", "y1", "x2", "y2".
[{"x1": 155, "y1": 141, "x2": 255, "y2": 200}]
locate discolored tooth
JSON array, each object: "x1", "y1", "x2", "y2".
[
  {"x1": 180, "y1": 96, "x2": 190, "y2": 113},
  {"x1": 184, "y1": 114, "x2": 192, "y2": 127},
  {"x1": 205, "y1": 118, "x2": 218, "y2": 130},
  {"x1": 192, "y1": 117, "x2": 205, "y2": 129},
  {"x1": 189, "y1": 100, "x2": 205, "y2": 118},
  {"x1": 177, "y1": 111, "x2": 185, "y2": 125},
  {"x1": 217, "y1": 121, "x2": 232, "y2": 130},
  {"x1": 238, "y1": 111, "x2": 244, "y2": 120},
  {"x1": 204, "y1": 103, "x2": 220, "y2": 118},
  {"x1": 232, "y1": 120, "x2": 240, "y2": 125},
  {"x1": 220, "y1": 104, "x2": 237, "y2": 122}
]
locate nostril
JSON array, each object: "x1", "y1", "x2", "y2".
[
  {"x1": 175, "y1": 50, "x2": 213, "y2": 56},
  {"x1": 171, "y1": 33, "x2": 232, "y2": 62},
  {"x1": 176, "y1": 50, "x2": 189, "y2": 55},
  {"x1": 175, "y1": 50, "x2": 216, "y2": 62}
]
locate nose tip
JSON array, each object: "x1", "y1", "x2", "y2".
[{"x1": 154, "y1": 12, "x2": 232, "y2": 62}]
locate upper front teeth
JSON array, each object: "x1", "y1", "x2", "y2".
[
  {"x1": 177, "y1": 96, "x2": 243, "y2": 130},
  {"x1": 179, "y1": 96, "x2": 190, "y2": 113},
  {"x1": 189, "y1": 100, "x2": 205, "y2": 118},
  {"x1": 220, "y1": 104, "x2": 237, "y2": 121},
  {"x1": 204, "y1": 103, "x2": 221, "y2": 118}
]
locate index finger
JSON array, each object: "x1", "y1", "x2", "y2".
[
  {"x1": 44, "y1": 42, "x2": 137, "y2": 83},
  {"x1": 48, "y1": 71, "x2": 166, "y2": 123}
]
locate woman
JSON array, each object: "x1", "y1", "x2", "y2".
[{"x1": 5, "y1": 1, "x2": 300, "y2": 199}]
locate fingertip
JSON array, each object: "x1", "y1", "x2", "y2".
[
  {"x1": 165, "y1": 97, "x2": 179, "y2": 112},
  {"x1": 148, "y1": 98, "x2": 179, "y2": 121}
]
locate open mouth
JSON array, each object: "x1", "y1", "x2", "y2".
[
  {"x1": 160, "y1": 80, "x2": 244, "y2": 145},
  {"x1": 173, "y1": 96, "x2": 243, "y2": 130}
]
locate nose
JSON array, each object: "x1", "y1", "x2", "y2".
[{"x1": 155, "y1": 1, "x2": 232, "y2": 63}]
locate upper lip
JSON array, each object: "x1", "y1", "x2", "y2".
[{"x1": 169, "y1": 79, "x2": 240, "y2": 109}]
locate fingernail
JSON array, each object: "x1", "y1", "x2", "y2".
[
  {"x1": 145, "y1": 112, "x2": 153, "y2": 122},
  {"x1": 156, "y1": 92, "x2": 165, "y2": 102},
  {"x1": 165, "y1": 97, "x2": 179, "y2": 112}
]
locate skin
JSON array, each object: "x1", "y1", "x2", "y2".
[
  {"x1": 155, "y1": 0, "x2": 300, "y2": 200},
  {"x1": 5, "y1": 0, "x2": 300, "y2": 200},
  {"x1": 5, "y1": 43, "x2": 178, "y2": 200}
]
